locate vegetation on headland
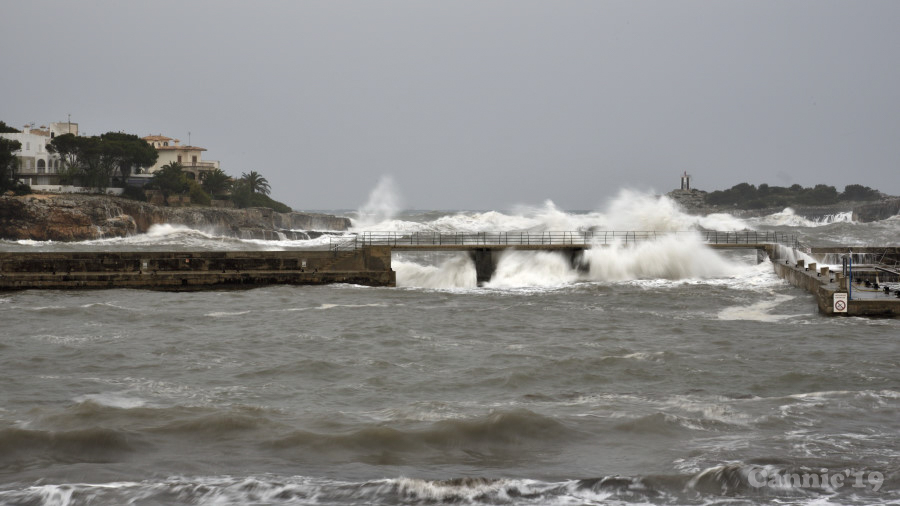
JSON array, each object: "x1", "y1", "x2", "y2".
[
  {"x1": 1, "y1": 120, "x2": 291, "y2": 212},
  {"x1": 1, "y1": 122, "x2": 26, "y2": 193},
  {"x1": 703, "y1": 183, "x2": 882, "y2": 209},
  {"x1": 0, "y1": 137, "x2": 27, "y2": 195},
  {"x1": 140, "y1": 162, "x2": 290, "y2": 212},
  {"x1": 48, "y1": 133, "x2": 158, "y2": 189}
]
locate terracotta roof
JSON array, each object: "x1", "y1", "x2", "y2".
[
  {"x1": 156, "y1": 145, "x2": 207, "y2": 151},
  {"x1": 142, "y1": 135, "x2": 174, "y2": 141}
]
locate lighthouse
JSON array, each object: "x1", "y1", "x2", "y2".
[{"x1": 680, "y1": 171, "x2": 691, "y2": 191}]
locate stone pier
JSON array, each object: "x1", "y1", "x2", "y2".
[{"x1": 0, "y1": 247, "x2": 395, "y2": 291}]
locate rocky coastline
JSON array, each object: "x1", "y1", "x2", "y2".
[
  {"x1": 0, "y1": 194, "x2": 351, "y2": 242},
  {"x1": 666, "y1": 189, "x2": 900, "y2": 222}
]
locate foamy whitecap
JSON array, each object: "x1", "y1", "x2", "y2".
[
  {"x1": 717, "y1": 294, "x2": 800, "y2": 322},
  {"x1": 74, "y1": 392, "x2": 148, "y2": 409},
  {"x1": 751, "y1": 208, "x2": 855, "y2": 228},
  {"x1": 205, "y1": 310, "x2": 253, "y2": 317}
]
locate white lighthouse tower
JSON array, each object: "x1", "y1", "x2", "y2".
[{"x1": 680, "y1": 171, "x2": 691, "y2": 191}]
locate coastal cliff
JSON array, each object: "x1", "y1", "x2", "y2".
[
  {"x1": 0, "y1": 194, "x2": 351, "y2": 241},
  {"x1": 852, "y1": 198, "x2": 900, "y2": 223}
]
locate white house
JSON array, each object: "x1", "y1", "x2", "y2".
[
  {"x1": 0, "y1": 122, "x2": 77, "y2": 186},
  {"x1": 140, "y1": 135, "x2": 220, "y2": 180}
]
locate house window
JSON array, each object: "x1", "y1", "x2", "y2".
[
  {"x1": 37, "y1": 160, "x2": 46, "y2": 174},
  {"x1": 177, "y1": 155, "x2": 182, "y2": 163},
  {"x1": 192, "y1": 156, "x2": 197, "y2": 164}
]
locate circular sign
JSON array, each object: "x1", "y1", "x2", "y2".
[{"x1": 834, "y1": 300, "x2": 846, "y2": 311}]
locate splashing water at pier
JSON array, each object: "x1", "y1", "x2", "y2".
[{"x1": 2, "y1": 186, "x2": 899, "y2": 505}]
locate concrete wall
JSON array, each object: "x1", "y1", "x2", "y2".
[
  {"x1": 0, "y1": 247, "x2": 395, "y2": 290},
  {"x1": 31, "y1": 186, "x2": 125, "y2": 195},
  {"x1": 773, "y1": 260, "x2": 899, "y2": 317}
]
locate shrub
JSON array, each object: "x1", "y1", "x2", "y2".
[{"x1": 188, "y1": 181, "x2": 211, "y2": 206}]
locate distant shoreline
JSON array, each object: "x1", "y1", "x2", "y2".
[
  {"x1": 0, "y1": 193, "x2": 351, "y2": 242},
  {"x1": 666, "y1": 187, "x2": 900, "y2": 222}
]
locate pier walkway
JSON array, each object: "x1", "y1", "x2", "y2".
[
  {"x1": 2, "y1": 230, "x2": 897, "y2": 316},
  {"x1": 332, "y1": 230, "x2": 801, "y2": 250},
  {"x1": 331, "y1": 230, "x2": 790, "y2": 284}
]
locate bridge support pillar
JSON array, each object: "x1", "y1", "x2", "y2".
[
  {"x1": 568, "y1": 248, "x2": 588, "y2": 272},
  {"x1": 469, "y1": 249, "x2": 495, "y2": 286},
  {"x1": 757, "y1": 248, "x2": 768, "y2": 264}
]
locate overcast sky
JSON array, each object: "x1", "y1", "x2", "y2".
[{"x1": 3, "y1": 1, "x2": 898, "y2": 210}]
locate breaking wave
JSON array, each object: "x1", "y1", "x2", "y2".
[
  {"x1": 751, "y1": 208, "x2": 855, "y2": 228},
  {"x1": 396, "y1": 234, "x2": 752, "y2": 289},
  {"x1": 351, "y1": 189, "x2": 751, "y2": 234},
  {"x1": 1, "y1": 463, "x2": 891, "y2": 505}
]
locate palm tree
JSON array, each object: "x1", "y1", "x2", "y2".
[
  {"x1": 241, "y1": 171, "x2": 271, "y2": 195},
  {"x1": 200, "y1": 168, "x2": 232, "y2": 196}
]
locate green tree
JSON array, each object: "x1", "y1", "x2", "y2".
[
  {"x1": 0, "y1": 137, "x2": 22, "y2": 192},
  {"x1": 99, "y1": 132, "x2": 158, "y2": 184},
  {"x1": 841, "y1": 184, "x2": 879, "y2": 201},
  {"x1": 188, "y1": 180, "x2": 211, "y2": 206},
  {"x1": 798, "y1": 184, "x2": 839, "y2": 205},
  {"x1": 228, "y1": 178, "x2": 291, "y2": 212},
  {"x1": 200, "y1": 168, "x2": 232, "y2": 197},
  {"x1": 148, "y1": 162, "x2": 191, "y2": 197},
  {"x1": 0, "y1": 121, "x2": 20, "y2": 134},
  {"x1": 241, "y1": 171, "x2": 271, "y2": 195},
  {"x1": 47, "y1": 132, "x2": 157, "y2": 190}
]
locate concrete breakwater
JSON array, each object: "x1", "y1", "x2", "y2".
[
  {"x1": 774, "y1": 257, "x2": 900, "y2": 317},
  {"x1": 0, "y1": 247, "x2": 395, "y2": 290},
  {"x1": 0, "y1": 194, "x2": 351, "y2": 241}
]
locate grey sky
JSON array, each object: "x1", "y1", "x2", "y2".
[{"x1": 3, "y1": 1, "x2": 898, "y2": 210}]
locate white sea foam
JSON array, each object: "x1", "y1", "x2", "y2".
[
  {"x1": 604, "y1": 189, "x2": 749, "y2": 231},
  {"x1": 74, "y1": 392, "x2": 148, "y2": 409},
  {"x1": 718, "y1": 293, "x2": 800, "y2": 322},
  {"x1": 751, "y1": 208, "x2": 855, "y2": 228},
  {"x1": 315, "y1": 303, "x2": 389, "y2": 310},
  {"x1": 486, "y1": 250, "x2": 579, "y2": 288},
  {"x1": 352, "y1": 175, "x2": 403, "y2": 229},
  {"x1": 350, "y1": 188, "x2": 751, "y2": 234},
  {"x1": 583, "y1": 233, "x2": 741, "y2": 282},
  {"x1": 395, "y1": 254, "x2": 477, "y2": 289},
  {"x1": 393, "y1": 233, "x2": 762, "y2": 290},
  {"x1": 205, "y1": 310, "x2": 253, "y2": 317}
]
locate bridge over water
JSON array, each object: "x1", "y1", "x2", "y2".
[
  {"x1": 3, "y1": 230, "x2": 896, "y2": 315},
  {"x1": 331, "y1": 230, "x2": 795, "y2": 284}
]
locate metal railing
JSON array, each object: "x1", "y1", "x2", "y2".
[{"x1": 330, "y1": 231, "x2": 803, "y2": 251}]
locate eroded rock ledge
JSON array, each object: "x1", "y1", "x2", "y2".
[{"x1": 0, "y1": 194, "x2": 351, "y2": 241}]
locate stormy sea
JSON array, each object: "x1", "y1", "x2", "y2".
[{"x1": 1, "y1": 190, "x2": 898, "y2": 505}]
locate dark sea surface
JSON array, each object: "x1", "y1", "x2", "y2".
[{"x1": 1, "y1": 198, "x2": 899, "y2": 505}]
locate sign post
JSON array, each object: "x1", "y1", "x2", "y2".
[{"x1": 833, "y1": 292, "x2": 848, "y2": 313}]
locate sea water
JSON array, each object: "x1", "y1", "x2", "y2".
[{"x1": 1, "y1": 191, "x2": 898, "y2": 505}]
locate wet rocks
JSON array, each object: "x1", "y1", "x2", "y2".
[{"x1": 0, "y1": 194, "x2": 350, "y2": 241}]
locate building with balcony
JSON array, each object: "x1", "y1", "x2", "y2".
[
  {"x1": 140, "y1": 135, "x2": 220, "y2": 180},
  {"x1": 0, "y1": 122, "x2": 77, "y2": 186}
]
